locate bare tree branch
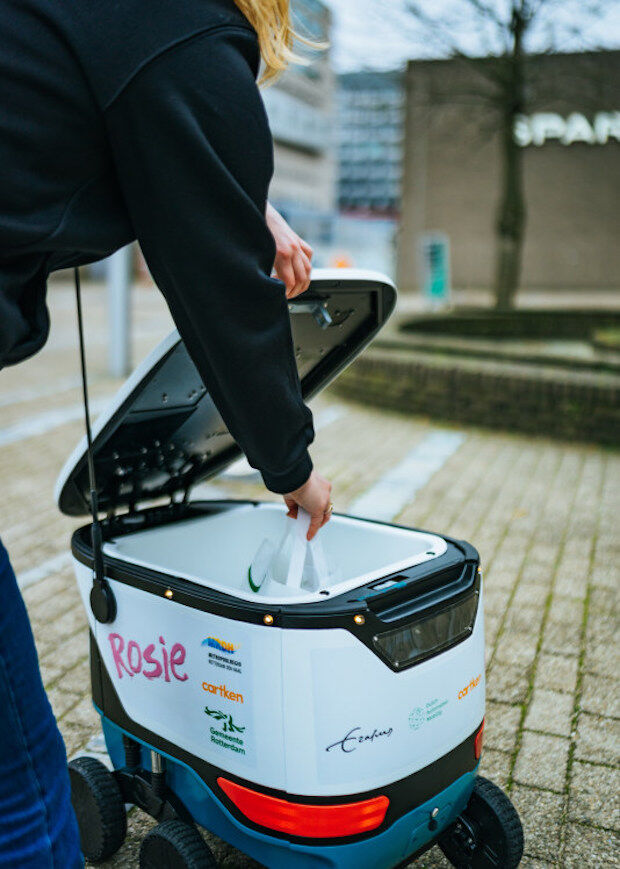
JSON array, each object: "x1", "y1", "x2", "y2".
[{"x1": 450, "y1": 0, "x2": 507, "y2": 31}]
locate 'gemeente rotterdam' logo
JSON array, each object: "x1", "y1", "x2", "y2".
[{"x1": 205, "y1": 707, "x2": 245, "y2": 734}]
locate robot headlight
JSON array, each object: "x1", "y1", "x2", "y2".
[{"x1": 373, "y1": 588, "x2": 479, "y2": 670}]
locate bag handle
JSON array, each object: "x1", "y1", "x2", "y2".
[
  {"x1": 285, "y1": 509, "x2": 329, "y2": 591},
  {"x1": 285, "y1": 508, "x2": 312, "y2": 588}
]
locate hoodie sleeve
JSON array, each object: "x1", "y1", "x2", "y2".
[{"x1": 103, "y1": 24, "x2": 314, "y2": 494}]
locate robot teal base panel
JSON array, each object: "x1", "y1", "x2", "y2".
[{"x1": 101, "y1": 715, "x2": 477, "y2": 869}]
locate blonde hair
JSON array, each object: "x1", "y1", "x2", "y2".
[{"x1": 233, "y1": 0, "x2": 326, "y2": 85}]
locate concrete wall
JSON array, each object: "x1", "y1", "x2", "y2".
[{"x1": 398, "y1": 52, "x2": 620, "y2": 293}]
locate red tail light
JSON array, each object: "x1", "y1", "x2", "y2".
[
  {"x1": 217, "y1": 777, "x2": 389, "y2": 838},
  {"x1": 475, "y1": 718, "x2": 485, "y2": 760}
]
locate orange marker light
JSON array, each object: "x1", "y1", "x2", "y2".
[
  {"x1": 475, "y1": 718, "x2": 485, "y2": 760},
  {"x1": 217, "y1": 777, "x2": 389, "y2": 838}
]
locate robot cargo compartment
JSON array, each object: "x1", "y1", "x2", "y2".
[{"x1": 101, "y1": 502, "x2": 448, "y2": 605}]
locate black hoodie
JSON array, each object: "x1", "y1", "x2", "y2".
[{"x1": 0, "y1": 0, "x2": 314, "y2": 493}]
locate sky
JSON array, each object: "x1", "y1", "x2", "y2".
[{"x1": 321, "y1": 0, "x2": 620, "y2": 72}]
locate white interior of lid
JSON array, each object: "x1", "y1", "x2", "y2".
[{"x1": 103, "y1": 503, "x2": 446, "y2": 604}]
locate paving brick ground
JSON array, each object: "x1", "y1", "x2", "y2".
[{"x1": 1, "y1": 280, "x2": 618, "y2": 868}]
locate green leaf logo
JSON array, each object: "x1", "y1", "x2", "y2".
[{"x1": 205, "y1": 706, "x2": 246, "y2": 734}]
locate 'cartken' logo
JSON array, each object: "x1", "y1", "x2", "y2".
[
  {"x1": 458, "y1": 674, "x2": 481, "y2": 699},
  {"x1": 202, "y1": 637, "x2": 238, "y2": 654},
  {"x1": 202, "y1": 682, "x2": 244, "y2": 703}
]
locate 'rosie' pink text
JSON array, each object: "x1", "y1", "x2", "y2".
[{"x1": 108, "y1": 633, "x2": 188, "y2": 682}]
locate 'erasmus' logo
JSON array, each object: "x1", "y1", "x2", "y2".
[{"x1": 326, "y1": 726, "x2": 393, "y2": 754}]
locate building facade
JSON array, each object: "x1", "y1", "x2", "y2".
[
  {"x1": 398, "y1": 51, "x2": 620, "y2": 293},
  {"x1": 263, "y1": 0, "x2": 335, "y2": 230},
  {"x1": 337, "y1": 71, "x2": 405, "y2": 215}
]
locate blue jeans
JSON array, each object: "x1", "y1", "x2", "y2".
[{"x1": 0, "y1": 538, "x2": 82, "y2": 868}]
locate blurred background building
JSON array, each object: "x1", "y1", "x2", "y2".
[
  {"x1": 337, "y1": 70, "x2": 404, "y2": 215},
  {"x1": 326, "y1": 70, "x2": 405, "y2": 277},
  {"x1": 398, "y1": 50, "x2": 620, "y2": 294},
  {"x1": 263, "y1": 7, "x2": 404, "y2": 278},
  {"x1": 263, "y1": 0, "x2": 336, "y2": 256},
  {"x1": 96, "y1": 2, "x2": 620, "y2": 318}
]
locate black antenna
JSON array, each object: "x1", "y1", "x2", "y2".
[{"x1": 74, "y1": 267, "x2": 116, "y2": 624}]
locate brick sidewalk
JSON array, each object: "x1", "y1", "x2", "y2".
[{"x1": 1, "y1": 283, "x2": 618, "y2": 867}]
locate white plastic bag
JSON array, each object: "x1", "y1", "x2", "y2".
[{"x1": 249, "y1": 509, "x2": 337, "y2": 595}]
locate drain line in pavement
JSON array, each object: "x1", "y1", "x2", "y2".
[
  {"x1": 17, "y1": 552, "x2": 73, "y2": 590},
  {"x1": 0, "y1": 376, "x2": 83, "y2": 409},
  {"x1": 0, "y1": 397, "x2": 112, "y2": 448},
  {"x1": 348, "y1": 429, "x2": 466, "y2": 522}
]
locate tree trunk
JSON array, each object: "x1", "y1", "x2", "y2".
[
  {"x1": 493, "y1": 8, "x2": 526, "y2": 311},
  {"x1": 493, "y1": 111, "x2": 525, "y2": 311}
]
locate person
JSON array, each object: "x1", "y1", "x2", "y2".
[{"x1": 0, "y1": 0, "x2": 332, "y2": 864}]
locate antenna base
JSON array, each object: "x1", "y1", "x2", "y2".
[{"x1": 90, "y1": 580, "x2": 117, "y2": 624}]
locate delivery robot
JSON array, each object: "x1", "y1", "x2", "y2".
[{"x1": 57, "y1": 270, "x2": 523, "y2": 868}]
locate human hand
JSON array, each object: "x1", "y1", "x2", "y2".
[
  {"x1": 266, "y1": 201, "x2": 313, "y2": 299},
  {"x1": 283, "y1": 470, "x2": 333, "y2": 540}
]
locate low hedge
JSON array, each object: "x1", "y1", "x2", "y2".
[
  {"x1": 334, "y1": 347, "x2": 619, "y2": 447},
  {"x1": 401, "y1": 309, "x2": 620, "y2": 341}
]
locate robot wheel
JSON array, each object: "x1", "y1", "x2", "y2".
[
  {"x1": 139, "y1": 819, "x2": 218, "y2": 868},
  {"x1": 69, "y1": 754, "x2": 219, "y2": 867},
  {"x1": 438, "y1": 775, "x2": 524, "y2": 868},
  {"x1": 68, "y1": 755, "x2": 127, "y2": 863}
]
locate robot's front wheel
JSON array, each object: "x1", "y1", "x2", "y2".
[
  {"x1": 140, "y1": 819, "x2": 218, "y2": 868},
  {"x1": 438, "y1": 776, "x2": 524, "y2": 868},
  {"x1": 68, "y1": 756, "x2": 127, "y2": 863}
]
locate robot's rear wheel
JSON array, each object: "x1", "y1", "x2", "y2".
[
  {"x1": 68, "y1": 755, "x2": 127, "y2": 863},
  {"x1": 140, "y1": 819, "x2": 218, "y2": 868},
  {"x1": 438, "y1": 775, "x2": 523, "y2": 868}
]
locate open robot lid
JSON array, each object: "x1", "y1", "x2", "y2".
[{"x1": 56, "y1": 269, "x2": 396, "y2": 516}]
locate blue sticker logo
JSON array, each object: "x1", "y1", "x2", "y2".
[{"x1": 202, "y1": 637, "x2": 239, "y2": 655}]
